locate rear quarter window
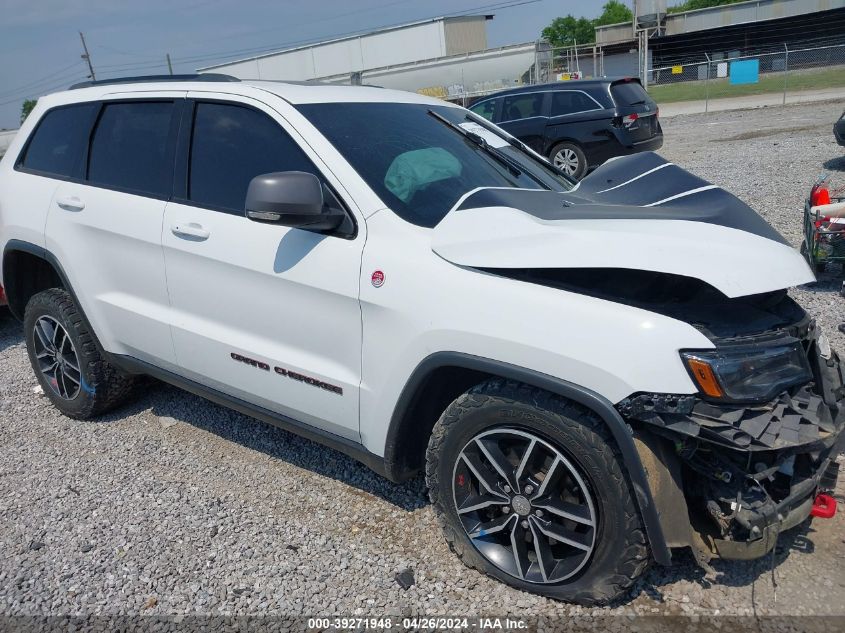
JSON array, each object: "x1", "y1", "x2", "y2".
[
  {"x1": 610, "y1": 80, "x2": 650, "y2": 106},
  {"x1": 550, "y1": 91, "x2": 600, "y2": 116},
  {"x1": 18, "y1": 103, "x2": 97, "y2": 178}
]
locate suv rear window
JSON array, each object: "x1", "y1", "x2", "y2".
[
  {"x1": 609, "y1": 80, "x2": 650, "y2": 106},
  {"x1": 88, "y1": 101, "x2": 176, "y2": 197},
  {"x1": 19, "y1": 104, "x2": 97, "y2": 178}
]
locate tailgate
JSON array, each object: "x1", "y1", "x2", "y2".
[{"x1": 610, "y1": 78, "x2": 659, "y2": 142}]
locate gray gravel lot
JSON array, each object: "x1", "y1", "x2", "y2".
[{"x1": 1, "y1": 101, "x2": 844, "y2": 621}]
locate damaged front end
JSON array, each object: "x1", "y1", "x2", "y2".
[{"x1": 619, "y1": 318, "x2": 845, "y2": 563}]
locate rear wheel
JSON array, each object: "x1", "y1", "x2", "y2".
[
  {"x1": 426, "y1": 379, "x2": 650, "y2": 604},
  {"x1": 24, "y1": 289, "x2": 137, "y2": 419},
  {"x1": 550, "y1": 142, "x2": 587, "y2": 180}
]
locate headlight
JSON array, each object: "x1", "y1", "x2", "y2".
[{"x1": 681, "y1": 342, "x2": 812, "y2": 403}]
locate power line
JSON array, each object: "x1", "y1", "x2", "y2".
[
  {"x1": 211, "y1": 0, "x2": 420, "y2": 45},
  {"x1": 96, "y1": 63, "x2": 169, "y2": 79},
  {"x1": 0, "y1": 61, "x2": 86, "y2": 100},
  {"x1": 0, "y1": 0, "x2": 540, "y2": 108},
  {"x1": 0, "y1": 76, "x2": 90, "y2": 107}
]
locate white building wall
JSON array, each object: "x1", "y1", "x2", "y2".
[
  {"x1": 319, "y1": 44, "x2": 538, "y2": 99},
  {"x1": 358, "y1": 21, "x2": 446, "y2": 67},
  {"x1": 200, "y1": 18, "x2": 457, "y2": 81},
  {"x1": 254, "y1": 48, "x2": 316, "y2": 80},
  {"x1": 0, "y1": 129, "x2": 18, "y2": 157},
  {"x1": 312, "y1": 38, "x2": 366, "y2": 76}
]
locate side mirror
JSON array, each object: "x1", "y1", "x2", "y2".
[{"x1": 245, "y1": 171, "x2": 344, "y2": 232}]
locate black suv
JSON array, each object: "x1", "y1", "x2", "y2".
[{"x1": 469, "y1": 78, "x2": 663, "y2": 179}]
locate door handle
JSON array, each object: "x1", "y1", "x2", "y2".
[
  {"x1": 55, "y1": 196, "x2": 85, "y2": 212},
  {"x1": 171, "y1": 223, "x2": 210, "y2": 241}
]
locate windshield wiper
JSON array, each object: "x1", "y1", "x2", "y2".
[
  {"x1": 427, "y1": 109, "x2": 525, "y2": 178},
  {"x1": 463, "y1": 111, "x2": 576, "y2": 185}
]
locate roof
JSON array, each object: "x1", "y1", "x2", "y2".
[
  {"x1": 472, "y1": 77, "x2": 634, "y2": 100},
  {"x1": 42, "y1": 78, "x2": 455, "y2": 108}
]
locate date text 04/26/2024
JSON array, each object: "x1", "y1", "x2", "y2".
[{"x1": 307, "y1": 617, "x2": 527, "y2": 630}]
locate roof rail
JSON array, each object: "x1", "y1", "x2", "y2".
[{"x1": 69, "y1": 73, "x2": 240, "y2": 90}]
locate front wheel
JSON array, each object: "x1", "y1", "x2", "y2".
[
  {"x1": 425, "y1": 379, "x2": 650, "y2": 604},
  {"x1": 549, "y1": 142, "x2": 587, "y2": 180}
]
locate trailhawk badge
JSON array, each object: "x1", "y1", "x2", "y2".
[{"x1": 371, "y1": 270, "x2": 385, "y2": 287}]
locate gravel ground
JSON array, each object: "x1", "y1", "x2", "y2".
[{"x1": 1, "y1": 101, "x2": 845, "y2": 623}]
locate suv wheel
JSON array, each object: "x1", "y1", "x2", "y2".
[
  {"x1": 24, "y1": 289, "x2": 136, "y2": 419},
  {"x1": 426, "y1": 379, "x2": 649, "y2": 604},
  {"x1": 550, "y1": 142, "x2": 587, "y2": 180}
]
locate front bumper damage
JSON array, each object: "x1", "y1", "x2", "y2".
[{"x1": 618, "y1": 320, "x2": 845, "y2": 564}]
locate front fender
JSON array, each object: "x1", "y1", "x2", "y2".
[{"x1": 383, "y1": 351, "x2": 673, "y2": 566}]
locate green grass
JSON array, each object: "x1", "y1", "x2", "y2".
[{"x1": 647, "y1": 67, "x2": 845, "y2": 104}]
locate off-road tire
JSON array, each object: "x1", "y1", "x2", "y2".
[
  {"x1": 24, "y1": 289, "x2": 137, "y2": 419},
  {"x1": 425, "y1": 378, "x2": 650, "y2": 604},
  {"x1": 549, "y1": 141, "x2": 588, "y2": 180}
]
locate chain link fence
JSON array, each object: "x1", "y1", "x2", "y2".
[
  {"x1": 412, "y1": 39, "x2": 845, "y2": 110},
  {"x1": 535, "y1": 41, "x2": 638, "y2": 84},
  {"x1": 647, "y1": 42, "x2": 845, "y2": 111}
]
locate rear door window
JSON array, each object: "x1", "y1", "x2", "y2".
[
  {"x1": 499, "y1": 93, "x2": 544, "y2": 122},
  {"x1": 88, "y1": 101, "x2": 176, "y2": 197},
  {"x1": 469, "y1": 99, "x2": 496, "y2": 121},
  {"x1": 550, "y1": 91, "x2": 599, "y2": 117},
  {"x1": 18, "y1": 103, "x2": 97, "y2": 178},
  {"x1": 187, "y1": 101, "x2": 320, "y2": 213}
]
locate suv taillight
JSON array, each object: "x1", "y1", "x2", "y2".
[
  {"x1": 0, "y1": 285, "x2": 6, "y2": 305},
  {"x1": 622, "y1": 113, "x2": 639, "y2": 128}
]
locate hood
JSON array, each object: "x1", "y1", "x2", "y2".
[{"x1": 431, "y1": 153, "x2": 814, "y2": 298}]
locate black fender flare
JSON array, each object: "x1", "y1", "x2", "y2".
[
  {"x1": 3, "y1": 240, "x2": 83, "y2": 321},
  {"x1": 384, "y1": 352, "x2": 672, "y2": 566},
  {"x1": 2, "y1": 240, "x2": 71, "y2": 320}
]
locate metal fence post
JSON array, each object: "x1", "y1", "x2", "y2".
[
  {"x1": 783, "y1": 43, "x2": 789, "y2": 105},
  {"x1": 704, "y1": 53, "x2": 711, "y2": 113}
]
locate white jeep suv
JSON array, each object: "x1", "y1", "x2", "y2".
[{"x1": 1, "y1": 75, "x2": 842, "y2": 604}]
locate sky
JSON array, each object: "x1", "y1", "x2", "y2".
[{"x1": 0, "y1": 0, "x2": 617, "y2": 129}]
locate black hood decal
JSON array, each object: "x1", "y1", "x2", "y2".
[{"x1": 455, "y1": 152, "x2": 789, "y2": 246}]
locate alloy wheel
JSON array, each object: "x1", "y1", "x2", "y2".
[
  {"x1": 32, "y1": 316, "x2": 81, "y2": 400},
  {"x1": 553, "y1": 148, "x2": 580, "y2": 176},
  {"x1": 452, "y1": 428, "x2": 597, "y2": 584}
]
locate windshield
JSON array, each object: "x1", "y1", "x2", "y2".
[{"x1": 296, "y1": 102, "x2": 574, "y2": 228}]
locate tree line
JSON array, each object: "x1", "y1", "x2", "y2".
[{"x1": 542, "y1": 0, "x2": 750, "y2": 48}]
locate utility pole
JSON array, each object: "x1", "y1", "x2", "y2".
[
  {"x1": 79, "y1": 32, "x2": 96, "y2": 81},
  {"x1": 166, "y1": 53, "x2": 174, "y2": 75}
]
